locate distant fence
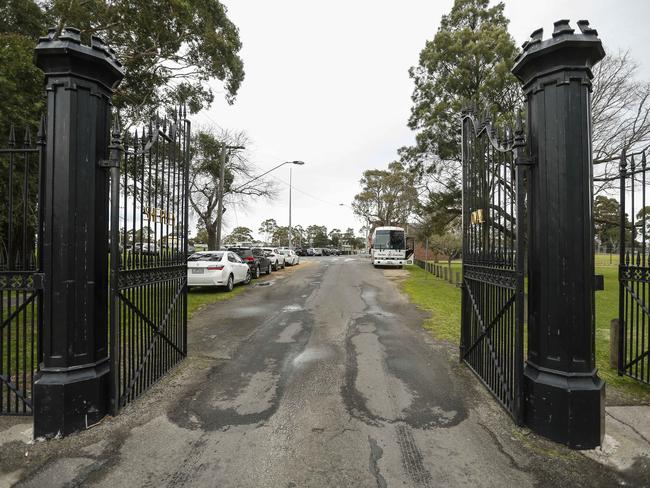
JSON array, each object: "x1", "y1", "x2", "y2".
[{"x1": 413, "y1": 259, "x2": 461, "y2": 286}]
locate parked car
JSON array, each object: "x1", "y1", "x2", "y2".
[
  {"x1": 312, "y1": 248, "x2": 323, "y2": 256},
  {"x1": 187, "y1": 250, "x2": 251, "y2": 291},
  {"x1": 294, "y1": 248, "x2": 306, "y2": 256},
  {"x1": 322, "y1": 248, "x2": 330, "y2": 256},
  {"x1": 305, "y1": 248, "x2": 315, "y2": 256},
  {"x1": 279, "y1": 249, "x2": 300, "y2": 266},
  {"x1": 133, "y1": 242, "x2": 159, "y2": 255},
  {"x1": 258, "y1": 247, "x2": 286, "y2": 271},
  {"x1": 228, "y1": 247, "x2": 272, "y2": 278},
  {"x1": 252, "y1": 248, "x2": 273, "y2": 275}
]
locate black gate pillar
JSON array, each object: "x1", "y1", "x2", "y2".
[
  {"x1": 512, "y1": 20, "x2": 605, "y2": 449},
  {"x1": 32, "y1": 28, "x2": 124, "y2": 438}
]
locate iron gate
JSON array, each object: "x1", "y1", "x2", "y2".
[
  {"x1": 460, "y1": 111, "x2": 526, "y2": 423},
  {"x1": 0, "y1": 121, "x2": 44, "y2": 415},
  {"x1": 618, "y1": 148, "x2": 650, "y2": 384},
  {"x1": 109, "y1": 109, "x2": 190, "y2": 413}
]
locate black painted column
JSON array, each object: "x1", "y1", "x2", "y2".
[
  {"x1": 33, "y1": 27, "x2": 124, "y2": 438},
  {"x1": 512, "y1": 20, "x2": 605, "y2": 449}
]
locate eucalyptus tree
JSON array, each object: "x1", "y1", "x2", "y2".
[{"x1": 189, "y1": 129, "x2": 275, "y2": 250}]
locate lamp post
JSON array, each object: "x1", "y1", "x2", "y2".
[
  {"x1": 226, "y1": 160, "x2": 304, "y2": 248},
  {"x1": 287, "y1": 162, "x2": 306, "y2": 249}
]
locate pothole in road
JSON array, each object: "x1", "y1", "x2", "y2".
[
  {"x1": 282, "y1": 304, "x2": 304, "y2": 312},
  {"x1": 255, "y1": 281, "x2": 273, "y2": 287},
  {"x1": 293, "y1": 347, "x2": 333, "y2": 366}
]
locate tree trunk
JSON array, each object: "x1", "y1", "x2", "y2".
[{"x1": 207, "y1": 223, "x2": 218, "y2": 250}]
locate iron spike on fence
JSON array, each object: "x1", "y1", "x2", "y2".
[
  {"x1": 23, "y1": 126, "x2": 32, "y2": 148},
  {"x1": 8, "y1": 123, "x2": 16, "y2": 147},
  {"x1": 37, "y1": 115, "x2": 46, "y2": 145}
]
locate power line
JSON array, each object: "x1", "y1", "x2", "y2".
[{"x1": 268, "y1": 173, "x2": 348, "y2": 208}]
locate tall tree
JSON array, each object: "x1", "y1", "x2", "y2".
[
  {"x1": 271, "y1": 226, "x2": 289, "y2": 247},
  {"x1": 1, "y1": 0, "x2": 245, "y2": 131},
  {"x1": 259, "y1": 218, "x2": 278, "y2": 244},
  {"x1": 428, "y1": 232, "x2": 462, "y2": 275},
  {"x1": 593, "y1": 196, "x2": 620, "y2": 253},
  {"x1": 0, "y1": 0, "x2": 48, "y2": 136},
  {"x1": 402, "y1": 0, "x2": 520, "y2": 235},
  {"x1": 352, "y1": 162, "x2": 418, "y2": 230},
  {"x1": 189, "y1": 129, "x2": 274, "y2": 250},
  {"x1": 223, "y1": 226, "x2": 254, "y2": 245},
  {"x1": 44, "y1": 0, "x2": 245, "y2": 120},
  {"x1": 306, "y1": 225, "x2": 328, "y2": 247},
  {"x1": 328, "y1": 228, "x2": 342, "y2": 247},
  {"x1": 405, "y1": 0, "x2": 519, "y2": 169},
  {"x1": 592, "y1": 51, "x2": 650, "y2": 194}
]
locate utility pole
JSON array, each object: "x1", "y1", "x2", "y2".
[
  {"x1": 215, "y1": 146, "x2": 226, "y2": 249},
  {"x1": 288, "y1": 167, "x2": 293, "y2": 249},
  {"x1": 215, "y1": 144, "x2": 245, "y2": 250}
]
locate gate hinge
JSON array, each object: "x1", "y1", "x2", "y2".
[
  {"x1": 32, "y1": 273, "x2": 45, "y2": 290},
  {"x1": 98, "y1": 158, "x2": 119, "y2": 168},
  {"x1": 516, "y1": 155, "x2": 536, "y2": 166},
  {"x1": 594, "y1": 274, "x2": 604, "y2": 291}
]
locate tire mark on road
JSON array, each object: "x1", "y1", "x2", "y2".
[{"x1": 395, "y1": 424, "x2": 433, "y2": 488}]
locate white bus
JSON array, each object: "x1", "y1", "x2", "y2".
[{"x1": 370, "y1": 226, "x2": 413, "y2": 267}]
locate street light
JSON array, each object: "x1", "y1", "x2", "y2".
[
  {"x1": 230, "y1": 160, "x2": 304, "y2": 248},
  {"x1": 288, "y1": 161, "x2": 305, "y2": 249},
  {"x1": 232, "y1": 160, "x2": 304, "y2": 193}
]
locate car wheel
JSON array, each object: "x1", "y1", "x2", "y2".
[
  {"x1": 255, "y1": 265, "x2": 260, "y2": 278},
  {"x1": 244, "y1": 270, "x2": 252, "y2": 285},
  {"x1": 224, "y1": 274, "x2": 234, "y2": 292},
  {"x1": 266, "y1": 263, "x2": 272, "y2": 274},
  {"x1": 281, "y1": 261, "x2": 286, "y2": 269}
]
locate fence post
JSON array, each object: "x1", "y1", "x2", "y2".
[
  {"x1": 512, "y1": 20, "x2": 605, "y2": 449},
  {"x1": 32, "y1": 28, "x2": 124, "y2": 438}
]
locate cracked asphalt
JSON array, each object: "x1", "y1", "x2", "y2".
[{"x1": 1, "y1": 256, "x2": 648, "y2": 487}]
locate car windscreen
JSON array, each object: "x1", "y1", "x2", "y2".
[
  {"x1": 188, "y1": 252, "x2": 223, "y2": 261},
  {"x1": 374, "y1": 230, "x2": 405, "y2": 250},
  {"x1": 231, "y1": 249, "x2": 251, "y2": 258}
]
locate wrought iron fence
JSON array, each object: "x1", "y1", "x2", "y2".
[
  {"x1": 460, "y1": 111, "x2": 527, "y2": 423},
  {"x1": 0, "y1": 120, "x2": 44, "y2": 415},
  {"x1": 618, "y1": 148, "x2": 650, "y2": 384},
  {"x1": 109, "y1": 109, "x2": 190, "y2": 413}
]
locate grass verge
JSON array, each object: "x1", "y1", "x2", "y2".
[
  {"x1": 400, "y1": 264, "x2": 650, "y2": 403},
  {"x1": 187, "y1": 285, "x2": 247, "y2": 319}
]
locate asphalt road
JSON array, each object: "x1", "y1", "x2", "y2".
[{"x1": 2, "y1": 256, "x2": 646, "y2": 487}]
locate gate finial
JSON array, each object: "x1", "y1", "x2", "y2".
[
  {"x1": 8, "y1": 124, "x2": 15, "y2": 147},
  {"x1": 552, "y1": 19, "x2": 574, "y2": 37},
  {"x1": 23, "y1": 126, "x2": 32, "y2": 147}
]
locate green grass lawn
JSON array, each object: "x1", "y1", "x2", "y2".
[
  {"x1": 187, "y1": 285, "x2": 247, "y2": 319},
  {"x1": 401, "y1": 265, "x2": 461, "y2": 343},
  {"x1": 401, "y1": 259, "x2": 650, "y2": 403}
]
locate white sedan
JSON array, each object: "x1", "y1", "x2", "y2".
[
  {"x1": 279, "y1": 249, "x2": 300, "y2": 266},
  {"x1": 187, "y1": 251, "x2": 251, "y2": 291},
  {"x1": 260, "y1": 247, "x2": 286, "y2": 271}
]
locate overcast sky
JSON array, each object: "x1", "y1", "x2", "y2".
[{"x1": 191, "y1": 0, "x2": 650, "y2": 241}]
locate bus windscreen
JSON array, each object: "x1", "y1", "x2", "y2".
[{"x1": 374, "y1": 230, "x2": 405, "y2": 250}]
